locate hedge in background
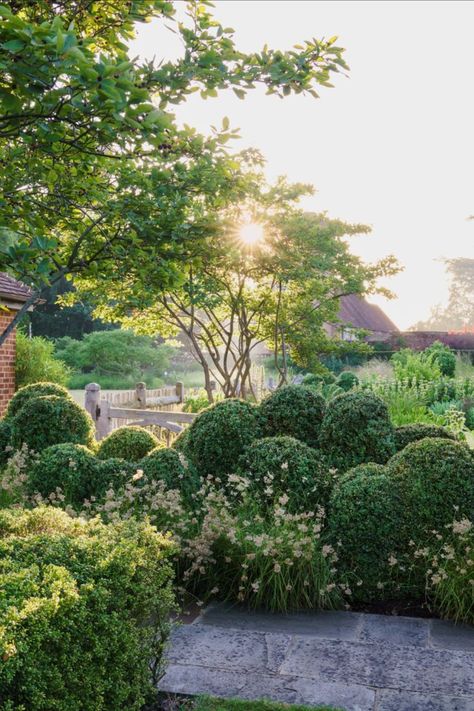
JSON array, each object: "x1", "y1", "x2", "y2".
[
  {"x1": 6, "y1": 381, "x2": 71, "y2": 419},
  {"x1": 425, "y1": 341, "x2": 456, "y2": 378},
  {"x1": 27, "y1": 444, "x2": 99, "y2": 506},
  {"x1": 97, "y1": 425, "x2": 160, "y2": 461},
  {"x1": 11, "y1": 395, "x2": 95, "y2": 453},
  {"x1": 140, "y1": 447, "x2": 201, "y2": 503},
  {"x1": 387, "y1": 438, "x2": 474, "y2": 539},
  {"x1": 258, "y1": 385, "x2": 325, "y2": 448},
  {"x1": 0, "y1": 506, "x2": 176, "y2": 711},
  {"x1": 394, "y1": 424, "x2": 455, "y2": 452},
  {"x1": 328, "y1": 469, "x2": 407, "y2": 601},
  {"x1": 0, "y1": 418, "x2": 13, "y2": 466},
  {"x1": 319, "y1": 391, "x2": 396, "y2": 471},
  {"x1": 184, "y1": 399, "x2": 261, "y2": 478},
  {"x1": 238, "y1": 435, "x2": 333, "y2": 512}
]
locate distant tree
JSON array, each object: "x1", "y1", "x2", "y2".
[
  {"x1": 413, "y1": 258, "x2": 474, "y2": 331},
  {"x1": 15, "y1": 332, "x2": 70, "y2": 389}
]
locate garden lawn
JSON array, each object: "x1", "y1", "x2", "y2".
[{"x1": 183, "y1": 698, "x2": 341, "y2": 711}]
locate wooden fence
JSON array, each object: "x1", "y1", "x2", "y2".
[{"x1": 84, "y1": 382, "x2": 196, "y2": 444}]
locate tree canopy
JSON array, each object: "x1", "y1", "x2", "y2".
[{"x1": 0, "y1": 0, "x2": 349, "y2": 344}]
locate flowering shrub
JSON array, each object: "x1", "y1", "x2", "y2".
[
  {"x1": 259, "y1": 385, "x2": 325, "y2": 448},
  {"x1": 5, "y1": 380, "x2": 71, "y2": 419},
  {"x1": 394, "y1": 424, "x2": 455, "y2": 451},
  {"x1": 238, "y1": 436, "x2": 334, "y2": 512},
  {"x1": 11, "y1": 395, "x2": 95, "y2": 453},
  {"x1": 328, "y1": 468, "x2": 408, "y2": 600},
  {"x1": 0, "y1": 506, "x2": 176, "y2": 711},
  {"x1": 97, "y1": 425, "x2": 160, "y2": 461},
  {"x1": 425, "y1": 517, "x2": 473, "y2": 624},
  {"x1": 27, "y1": 443, "x2": 98, "y2": 507},
  {"x1": 392, "y1": 349, "x2": 442, "y2": 385},
  {"x1": 184, "y1": 399, "x2": 261, "y2": 478},
  {"x1": 0, "y1": 418, "x2": 12, "y2": 465},
  {"x1": 319, "y1": 391, "x2": 396, "y2": 471},
  {"x1": 388, "y1": 438, "x2": 474, "y2": 540}
]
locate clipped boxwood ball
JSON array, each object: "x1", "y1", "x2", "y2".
[
  {"x1": 97, "y1": 426, "x2": 160, "y2": 461},
  {"x1": 238, "y1": 435, "x2": 333, "y2": 511},
  {"x1": 6, "y1": 381, "x2": 71, "y2": 419},
  {"x1": 0, "y1": 419, "x2": 13, "y2": 465},
  {"x1": 28, "y1": 443, "x2": 98, "y2": 506},
  {"x1": 387, "y1": 438, "x2": 474, "y2": 538},
  {"x1": 319, "y1": 391, "x2": 396, "y2": 471},
  {"x1": 339, "y1": 462, "x2": 386, "y2": 484},
  {"x1": 328, "y1": 471, "x2": 407, "y2": 601},
  {"x1": 185, "y1": 398, "x2": 261, "y2": 479},
  {"x1": 12, "y1": 395, "x2": 95, "y2": 453},
  {"x1": 336, "y1": 371, "x2": 359, "y2": 391},
  {"x1": 394, "y1": 424, "x2": 455, "y2": 452},
  {"x1": 140, "y1": 447, "x2": 201, "y2": 502},
  {"x1": 258, "y1": 385, "x2": 325, "y2": 448},
  {"x1": 96, "y1": 458, "x2": 140, "y2": 495}
]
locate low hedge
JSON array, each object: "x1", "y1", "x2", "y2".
[
  {"x1": 258, "y1": 385, "x2": 325, "y2": 448},
  {"x1": 6, "y1": 381, "x2": 71, "y2": 419},
  {"x1": 0, "y1": 506, "x2": 176, "y2": 711},
  {"x1": 336, "y1": 371, "x2": 359, "y2": 391},
  {"x1": 184, "y1": 399, "x2": 261, "y2": 479},
  {"x1": 140, "y1": 447, "x2": 201, "y2": 503},
  {"x1": 328, "y1": 469, "x2": 408, "y2": 601},
  {"x1": 11, "y1": 395, "x2": 95, "y2": 453},
  {"x1": 238, "y1": 435, "x2": 333, "y2": 512},
  {"x1": 319, "y1": 391, "x2": 396, "y2": 471},
  {"x1": 394, "y1": 424, "x2": 455, "y2": 451},
  {"x1": 97, "y1": 426, "x2": 160, "y2": 461},
  {"x1": 387, "y1": 438, "x2": 474, "y2": 539}
]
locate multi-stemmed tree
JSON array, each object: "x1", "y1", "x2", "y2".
[{"x1": 0, "y1": 1, "x2": 349, "y2": 344}]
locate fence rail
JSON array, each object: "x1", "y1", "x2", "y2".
[{"x1": 84, "y1": 382, "x2": 196, "y2": 444}]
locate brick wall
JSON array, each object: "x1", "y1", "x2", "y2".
[{"x1": 0, "y1": 309, "x2": 16, "y2": 416}]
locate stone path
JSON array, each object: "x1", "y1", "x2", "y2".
[{"x1": 160, "y1": 603, "x2": 474, "y2": 711}]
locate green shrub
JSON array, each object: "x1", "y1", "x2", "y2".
[
  {"x1": 338, "y1": 461, "x2": 386, "y2": 483},
  {"x1": 425, "y1": 341, "x2": 456, "y2": 378},
  {"x1": 328, "y1": 470, "x2": 407, "y2": 600},
  {"x1": 319, "y1": 391, "x2": 396, "y2": 471},
  {"x1": 97, "y1": 426, "x2": 160, "y2": 461},
  {"x1": 391, "y1": 348, "x2": 442, "y2": 384},
  {"x1": 0, "y1": 506, "x2": 176, "y2": 711},
  {"x1": 394, "y1": 424, "x2": 455, "y2": 451},
  {"x1": 6, "y1": 381, "x2": 71, "y2": 419},
  {"x1": 184, "y1": 399, "x2": 261, "y2": 478},
  {"x1": 0, "y1": 418, "x2": 13, "y2": 465},
  {"x1": 336, "y1": 371, "x2": 359, "y2": 391},
  {"x1": 140, "y1": 447, "x2": 201, "y2": 503},
  {"x1": 11, "y1": 395, "x2": 95, "y2": 453},
  {"x1": 15, "y1": 332, "x2": 70, "y2": 389},
  {"x1": 258, "y1": 385, "x2": 325, "y2": 448},
  {"x1": 301, "y1": 373, "x2": 325, "y2": 388},
  {"x1": 238, "y1": 436, "x2": 333, "y2": 512},
  {"x1": 172, "y1": 426, "x2": 191, "y2": 454},
  {"x1": 96, "y1": 457, "x2": 140, "y2": 493},
  {"x1": 27, "y1": 443, "x2": 99, "y2": 506},
  {"x1": 387, "y1": 438, "x2": 474, "y2": 538}
]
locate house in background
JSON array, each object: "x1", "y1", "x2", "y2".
[
  {"x1": 324, "y1": 294, "x2": 399, "y2": 342},
  {"x1": 0, "y1": 273, "x2": 32, "y2": 415}
]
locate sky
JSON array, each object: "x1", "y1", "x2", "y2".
[{"x1": 130, "y1": 0, "x2": 474, "y2": 330}]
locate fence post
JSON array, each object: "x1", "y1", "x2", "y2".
[
  {"x1": 135, "y1": 382, "x2": 147, "y2": 408},
  {"x1": 84, "y1": 383, "x2": 111, "y2": 441},
  {"x1": 175, "y1": 381, "x2": 184, "y2": 404},
  {"x1": 85, "y1": 382, "x2": 100, "y2": 422}
]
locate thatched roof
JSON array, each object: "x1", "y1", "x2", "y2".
[{"x1": 337, "y1": 294, "x2": 398, "y2": 332}]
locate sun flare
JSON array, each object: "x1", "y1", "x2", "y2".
[{"x1": 239, "y1": 221, "x2": 264, "y2": 246}]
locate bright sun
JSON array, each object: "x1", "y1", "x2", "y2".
[{"x1": 239, "y1": 221, "x2": 264, "y2": 246}]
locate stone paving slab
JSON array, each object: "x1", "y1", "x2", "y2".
[{"x1": 160, "y1": 607, "x2": 474, "y2": 711}]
